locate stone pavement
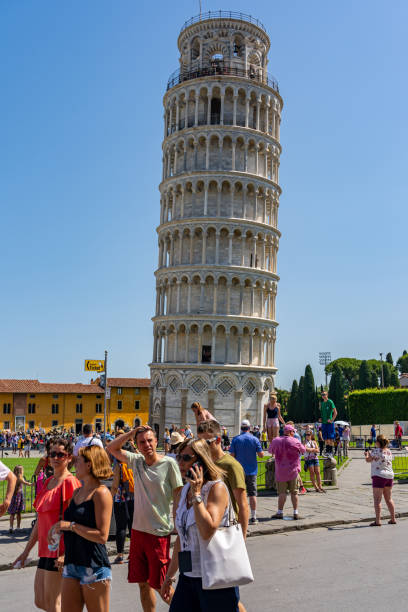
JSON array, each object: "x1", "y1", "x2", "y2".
[{"x1": 2, "y1": 448, "x2": 408, "y2": 570}]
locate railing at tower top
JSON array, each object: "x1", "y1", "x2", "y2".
[
  {"x1": 180, "y1": 11, "x2": 267, "y2": 34},
  {"x1": 166, "y1": 65, "x2": 279, "y2": 93}
]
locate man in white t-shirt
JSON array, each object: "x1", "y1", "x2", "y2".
[
  {"x1": 73, "y1": 423, "x2": 103, "y2": 456},
  {"x1": 107, "y1": 425, "x2": 183, "y2": 610},
  {"x1": 0, "y1": 459, "x2": 17, "y2": 517}
]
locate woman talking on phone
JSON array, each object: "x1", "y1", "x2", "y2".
[{"x1": 161, "y1": 438, "x2": 240, "y2": 611}]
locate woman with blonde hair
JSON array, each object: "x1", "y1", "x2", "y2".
[
  {"x1": 365, "y1": 434, "x2": 396, "y2": 526},
  {"x1": 49, "y1": 445, "x2": 113, "y2": 612},
  {"x1": 161, "y1": 438, "x2": 240, "y2": 610},
  {"x1": 263, "y1": 393, "x2": 285, "y2": 443}
]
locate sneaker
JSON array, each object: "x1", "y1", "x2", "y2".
[
  {"x1": 299, "y1": 487, "x2": 307, "y2": 495},
  {"x1": 271, "y1": 513, "x2": 284, "y2": 519},
  {"x1": 113, "y1": 555, "x2": 124, "y2": 564},
  {"x1": 293, "y1": 514, "x2": 300, "y2": 520},
  {"x1": 249, "y1": 517, "x2": 259, "y2": 525}
]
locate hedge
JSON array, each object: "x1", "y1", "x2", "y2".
[{"x1": 348, "y1": 388, "x2": 408, "y2": 425}]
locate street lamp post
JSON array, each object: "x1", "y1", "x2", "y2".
[
  {"x1": 380, "y1": 352, "x2": 384, "y2": 388},
  {"x1": 319, "y1": 352, "x2": 332, "y2": 388}
]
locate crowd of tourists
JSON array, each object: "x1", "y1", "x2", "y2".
[{"x1": 0, "y1": 392, "x2": 402, "y2": 611}]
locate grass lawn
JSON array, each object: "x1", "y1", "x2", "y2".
[
  {"x1": 392, "y1": 455, "x2": 408, "y2": 480},
  {"x1": 257, "y1": 454, "x2": 349, "y2": 490}
]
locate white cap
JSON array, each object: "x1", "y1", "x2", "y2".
[{"x1": 241, "y1": 419, "x2": 251, "y2": 429}]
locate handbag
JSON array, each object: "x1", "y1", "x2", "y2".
[{"x1": 198, "y1": 490, "x2": 254, "y2": 590}]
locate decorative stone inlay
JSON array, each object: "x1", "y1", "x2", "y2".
[
  {"x1": 243, "y1": 380, "x2": 256, "y2": 396},
  {"x1": 190, "y1": 377, "x2": 207, "y2": 395},
  {"x1": 216, "y1": 378, "x2": 234, "y2": 396},
  {"x1": 168, "y1": 377, "x2": 179, "y2": 393}
]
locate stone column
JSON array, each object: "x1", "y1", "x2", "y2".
[
  {"x1": 231, "y1": 141, "x2": 236, "y2": 171},
  {"x1": 230, "y1": 185, "x2": 234, "y2": 217},
  {"x1": 234, "y1": 390, "x2": 243, "y2": 434},
  {"x1": 239, "y1": 284, "x2": 244, "y2": 314},
  {"x1": 185, "y1": 329, "x2": 190, "y2": 361},
  {"x1": 194, "y1": 93, "x2": 199, "y2": 126},
  {"x1": 201, "y1": 231, "x2": 207, "y2": 264},
  {"x1": 256, "y1": 99, "x2": 261, "y2": 131},
  {"x1": 199, "y1": 281, "x2": 205, "y2": 312},
  {"x1": 250, "y1": 284, "x2": 255, "y2": 315},
  {"x1": 228, "y1": 234, "x2": 233, "y2": 264},
  {"x1": 237, "y1": 334, "x2": 242, "y2": 364},
  {"x1": 232, "y1": 95, "x2": 237, "y2": 126},
  {"x1": 211, "y1": 330, "x2": 216, "y2": 363},
  {"x1": 241, "y1": 234, "x2": 245, "y2": 266},
  {"x1": 265, "y1": 103, "x2": 269, "y2": 135},
  {"x1": 159, "y1": 387, "x2": 167, "y2": 441},
  {"x1": 175, "y1": 100, "x2": 180, "y2": 131},
  {"x1": 245, "y1": 97, "x2": 250, "y2": 128},
  {"x1": 256, "y1": 391, "x2": 264, "y2": 430},
  {"x1": 220, "y1": 91, "x2": 225, "y2": 125},
  {"x1": 207, "y1": 389, "x2": 216, "y2": 421},
  {"x1": 176, "y1": 281, "x2": 181, "y2": 313},
  {"x1": 203, "y1": 183, "x2": 208, "y2": 215},
  {"x1": 180, "y1": 388, "x2": 189, "y2": 427},
  {"x1": 217, "y1": 185, "x2": 221, "y2": 217},
  {"x1": 226, "y1": 283, "x2": 231, "y2": 315},
  {"x1": 207, "y1": 91, "x2": 212, "y2": 125},
  {"x1": 249, "y1": 331, "x2": 253, "y2": 364},
  {"x1": 187, "y1": 282, "x2": 192, "y2": 313},
  {"x1": 197, "y1": 331, "x2": 202, "y2": 363},
  {"x1": 215, "y1": 231, "x2": 220, "y2": 264},
  {"x1": 213, "y1": 283, "x2": 218, "y2": 314},
  {"x1": 224, "y1": 331, "x2": 229, "y2": 363},
  {"x1": 189, "y1": 232, "x2": 194, "y2": 264},
  {"x1": 206, "y1": 138, "x2": 210, "y2": 170},
  {"x1": 174, "y1": 330, "x2": 178, "y2": 362}
]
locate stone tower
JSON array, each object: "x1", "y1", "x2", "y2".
[{"x1": 149, "y1": 11, "x2": 282, "y2": 436}]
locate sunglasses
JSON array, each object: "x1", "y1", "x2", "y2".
[
  {"x1": 205, "y1": 437, "x2": 218, "y2": 444},
  {"x1": 50, "y1": 451, "x2": 68, "y2": 459},
  {"x1": 176, "y1": 453, "x2": 195, "y2": 462}
]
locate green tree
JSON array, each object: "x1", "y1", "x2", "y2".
[
  {"x1": 383, "y1": 362, "x2": 392, "y2": 387},
  {"x1": 358, "y1": 360, "x2": 372, "y2": 389},
  {"x1": 303, "y1": 364, "x2": 317, "y2": 421},
  {"x1": 370, "y1": 369, "x2": 378, "y2": 388},
  {"x1": 390, "y1": 369, "x2": 400, "y2": 387},
  {"x1": 275, "y1": 388, "x2": 290, "y2": 415},
  {"x1": 295, "y1": 376, "x2": 305, "y2": 423},
  {"x1": 328, "y1": 363, "x2": 347, "y2": 418},
  {"x1": 286, "y1": 380, "x2": 298, "y2": 420},
  {"x1": 397, "y1": 354, "x2": 408, "y2": 374},
  {"x1": 325, "y1": 358, "x2": 361, "y2": 389},
  {"x1": 386, "y1": 352, "x2": 394, "y2": 365},
  {"x1": 403, "y1": 350, "x2": 407, "y2": 356}
]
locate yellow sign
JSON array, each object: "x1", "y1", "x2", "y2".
[{"x1": 84, "y1": 359, "x2": 105, "y2": 372}]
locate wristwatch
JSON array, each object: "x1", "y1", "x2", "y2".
[
  {"x1": 193, "y1": 494, "x2": 203, "y2": 504},
  {"x1": 69, "y1": 522, "x2": 76, "y2": 532}
]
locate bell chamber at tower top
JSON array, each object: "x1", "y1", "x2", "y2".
[{"x1": 166, "y1": 11, "x2": 280, "y2": 96}]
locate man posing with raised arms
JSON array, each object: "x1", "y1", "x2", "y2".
[
  {"x1": 320, "y1": 391, "x2": 338, "y2": 457},
  {"x1": 107, "y1": 426, "x2": 183, "y2": 612}
]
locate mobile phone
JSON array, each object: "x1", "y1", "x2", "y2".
[{"x1": 186, "y1": 460, "x2": 204, "y2": 479}]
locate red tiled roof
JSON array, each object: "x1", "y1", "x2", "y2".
[
  {"x1": 0, "y1": 380, "x2": 104, "y2": 394},
  {"x1": 107, "y1": 378, "x2": 151, "y2": 388}
]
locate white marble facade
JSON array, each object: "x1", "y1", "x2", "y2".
[{"x1": 149, "y1": 12, "x2": 283, "y2": 436}]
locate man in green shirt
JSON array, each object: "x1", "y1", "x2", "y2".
[{"x1": 320, "y1": 391, "x2": 338, "y2": 456}]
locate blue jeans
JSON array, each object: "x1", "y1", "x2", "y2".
[
  {"x1": 170, "y1": 573, "x2": 239, "y2": 612},
  {"x1": 62, "y1": 563, "x2": 112, "y2": 585}
]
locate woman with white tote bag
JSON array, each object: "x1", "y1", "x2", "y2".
[{"x1": 161, "y1": 439, "x2": 253, "y2": 611}]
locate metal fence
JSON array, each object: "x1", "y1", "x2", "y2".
[
  {"x1": 0, "y1": 477, "x2": 36, "y2": 513},
  {"x1": 180, "y1": 11, "x2": 267, "y2": 33},
  {"x1": 166, "y1": 65, "x2": 279, "y2": 92}
]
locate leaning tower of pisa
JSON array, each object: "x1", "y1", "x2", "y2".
[{"x1": 149, "y1": 11, "x2": 282, "y2": 437}]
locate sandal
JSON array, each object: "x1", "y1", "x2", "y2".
[
  {"x1": 369, "y1": 522, "x2": 381, "y2": 526},
  {"x1": 388, "y1": 520, "x2": 397, "y2": 524},
  {"x1": 113, "y1": 555, "x2": 124, "y2": 564}
]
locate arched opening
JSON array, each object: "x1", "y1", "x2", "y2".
[{"x1": 210, "y1": 98, "x2": 221, "y2": 124}]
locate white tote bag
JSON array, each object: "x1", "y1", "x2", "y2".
[{"x1": 198, "y1": 499, "x2": 254, "y2": 590}]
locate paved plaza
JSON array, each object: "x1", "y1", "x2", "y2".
[{"x1": 1, "y1": 448, "x2": 408, "y2": 572}]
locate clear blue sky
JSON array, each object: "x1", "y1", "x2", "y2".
[{"x1": 1, "y1": 1, "x2": 406, "y2": 389}]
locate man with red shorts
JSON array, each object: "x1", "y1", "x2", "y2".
[{"x1": 107, "y1": 426, "x2": 183, "y2": 611}]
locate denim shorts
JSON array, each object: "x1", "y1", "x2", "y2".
[
  {"x1": 304, "y1": 458, "x2": 319, "y2": 468},
  {"x1": 63, "y1": 563, "x2": 112, "y2": 585}
]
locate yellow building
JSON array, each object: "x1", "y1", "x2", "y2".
[{"x1": 0, "y1": 378, "x2": 150, "y2": 433}]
